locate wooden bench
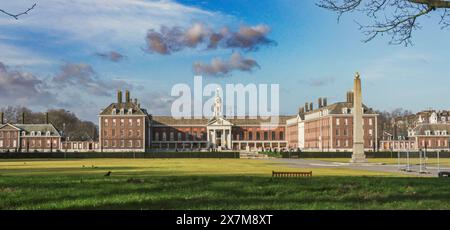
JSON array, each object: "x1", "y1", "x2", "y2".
[{"x1": 272, "y1": 171, "x2": 312, "y2": 178}]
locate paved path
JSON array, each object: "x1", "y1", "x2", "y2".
[{"x1": 266, "y1": 158, "x2": 450, "y2": 177}]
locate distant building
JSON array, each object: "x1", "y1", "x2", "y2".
[
  {"x1": 381, "y1": 110, "x2": 450, "y2": 152},
  {"x1": 286, "y1": 92, "x2": 378, "y2": 152},
  {"x1": 0, "y1": 121, "x2": 62, "y2": 152},
  {"x1": 98, "y1": 90, "x2": 150, "y2": 152}
]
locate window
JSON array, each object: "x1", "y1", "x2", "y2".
[
  {"x1": 120, "y1": 108, "x2": 124, "y2": 115},
  {"x1": 369, "y1": 118, "x2": 373, "y2": 126},
  {"x1": 345, "y1": 140, "x2": 348, "y2": 147},
  {"x1": 162, "y1": 132, "x2": 167, "y2": 141},
  {"x1": 112, "y1": 109, "x2": 116, "y2": 115},
  {"x1": 0, "y1": 132, "x2": 2, "y2": 138},
  {"x1": 47, "y1": 140, "x2": 51, "y2": 147},
  {"x1": 0, "y1": 140, "x2": 3, "y2": 147},
  {"x1": 170, "y1": 132, "x2": 174, "y2": 141},
  {"x1": 177, "y1": 132, "x2": 182, "y2": 140},
  {"x1": 128, "y1": 140, "x2": 133, "y2": 147},
  {"x1": 370, "y1": 140, "x2": 373, "y2": 147},
  {"x1": 336, "y1": 129, "x2": 339, "y2": 136},
  {"x1": 104, "y1": 119, "x2": 108, "y2": 127},
  {"x1": 103, "y1": 130, "x2": 108, "y2": 137},
  {"x1": 128, "y1": 109, "x2": 133, "y2": 115},
  {"x1": 344, "y1": 119, "x2": 348, "y2": 125},
  {"x1": 113, "y1": 140, "x2": 116, "y2": 147},
  {"x1": 442, "y1": 130, "x2": 448, "y2": 135},
  {"x1": 137, "y1": 140, "x2": 141, "y2": 147},
  {"x1": 264, "y1": 131, "x2": 268, "y2": 140},
  {"x1": 248, "y1": 132, "x2": 253, "y2": 140},
  {"x1": 279, "y1": 131, "x2": 284, "y2": 140},
  {"x1": 112, "y1": 129, "x2": 115, "y2": 137},
  {"x1": 137, "y1": 130, "x2": 141, "y2": 137},
  {"x1": 112, "y1": 119, "x2": 116, "y2": 126},
  {"x1": 344, "y1": 129, "x2": 348, "y2": 136},
  {"x1": 121, "y1": 140, "x2": 125, "y2": 147},
  {"x1": 129, "y1": 130, "x2": 133, "y2": 137},
  {"x1": 46, "y1": 131, "x2": 51, "y2": 136},
  {"x1": 336, "y1": 119, "x2": 340, "y2": 126},
  {"x1": 271, "y1": 131, "x2": 275, "y2": 140},
  {"x1": 129, "y1": 119, "x2": 133, "y2": 126},
  {"x1": 120, "y1": 119, "x2": 124, "y2": 127},
  {"x1": 369, "y1": 129, "x2": 373, "y2": 136},
  {"x1": 120, "y1": 130, "x2": 124, "y2": 137},
  {"x1": 37, "y1": 131, "x2": 41, "y2": 136},
  {"x1": 193, "y1": 132, "x2": 197, "y2": 140},
  {"x1": 137, "y1": 119, "x2": 141, "y2": 127},
  {"x1": 32, "y1": 140, "x2": 35, "y2": 147},
  {"x1": 256, "y1": 132, "x2": 260, "y2": 140},
  {"x1": 337, "y1": 140, "x2": 340, "y2": 147},
  {"x1": 155, "y1": 132, "x2": 159, "y2": 141}
]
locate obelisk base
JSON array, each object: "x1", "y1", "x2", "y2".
[{"x1": 351, "y1": 142, "x2": 367, "y2": 163}]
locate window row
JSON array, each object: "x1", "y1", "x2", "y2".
[
  {"x1": 103, "y1": 129, "x2": 141, "y2": 138},
  {"x1": 103, "y1": 140, "x2": 141, "y2": 148},
  {"x1": 103, "y1": 118, "x2": 141, "y2": 127}
]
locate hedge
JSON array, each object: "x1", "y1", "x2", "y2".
[{"x1": 0, "y1": 151, "x2": 240, "y2": 159}]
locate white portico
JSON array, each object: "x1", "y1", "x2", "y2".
[{"x1": 206, "y1": 88, "x2": 233, "y2": 150}]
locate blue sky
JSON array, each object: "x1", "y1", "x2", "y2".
[{"x1": 0, "y1": 0, "x2": 448, "y2": 122}]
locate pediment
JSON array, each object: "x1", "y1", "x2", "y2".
[
  {"x1": 207, "y1": 117, "x2": 233, "y2": 126},
  {"x1": 0, "y1": 123, "x2": 20, "y2": 131}
]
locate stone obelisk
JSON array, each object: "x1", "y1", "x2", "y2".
[{"x1": 351, "y1": 72, "x2": 367, "y2": 163}]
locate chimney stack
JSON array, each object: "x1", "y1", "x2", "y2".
[
  {"x1": 309, "y1": 102, "x2": 313, "y2": 111},
  {"x1": 45, "y1": 112, "x2": 49, "y2": 124},
  {"x1": 305, "y1": 103, "x2": 309, "y2": 112},
  {"x1": 0, "y1": 112, "x2": 3, "y2": 124},
  {"x1": 117, "y1": 90, "x2": 123, "y2": 104},
  {"x1": 22, "y1": 112, "x2": 25, "y2": 124},
  {"x1": 125, "y1": 90, "x2": 130, "y2": 103},
  {"x1": 323, "y1": 97, "x2": 328, "y2": 107},
  {"x1": 318, "y1": 98, "x2": 323, "y2": 108}
]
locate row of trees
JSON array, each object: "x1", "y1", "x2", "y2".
[{"x1": 0, "y1": 106, "x2": 97, "y2": 141}]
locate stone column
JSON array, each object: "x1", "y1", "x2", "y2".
[
  {"x1": 227, "y1": 129, "x2": 231, "y2": 149},
  {"x1": 351, "y1": 72, "x2": 367, "y2": 163},
  {"x1": 221, "y1": 129, "x2": 225, "y2": 149}
]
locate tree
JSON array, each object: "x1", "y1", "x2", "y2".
[
  {"x1": 0, "y1": 3, "x2": 36, "y2": 20},
  {"x1": 318, "y1": 0, "x2": 450, "y2": 45}
]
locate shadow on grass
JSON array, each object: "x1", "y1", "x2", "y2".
[{"x1": 1, "y1": 175, "x2": 449, "y2": 210}]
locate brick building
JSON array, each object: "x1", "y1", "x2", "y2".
[
  {"x1": 286, "y1": 92, "x2": 378, "y2": 152},
  {"x1": 380, "y1": 111, "x2": 450, "y2": 152},
  {"x1": 0, "y1": 113, "x2": 62, "y2": 152},
  {"x1": 98, "y1": 90, "x2": 150, "y2": 152}
]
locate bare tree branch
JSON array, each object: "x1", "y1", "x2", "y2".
[
  {"x1": 318, "y1": 0, "x2": 450, "y2": 46},
  {"x1": 0, "y1": 3, "x2": 36, "y2": 20}
]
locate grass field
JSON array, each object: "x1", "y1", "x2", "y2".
[{"x1": 0, "y1": 158, "x2": 449, "y2": 210}]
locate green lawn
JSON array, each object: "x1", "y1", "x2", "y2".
[{"x1": 0, "y1": 158, "x2": 449, "y2": 210}]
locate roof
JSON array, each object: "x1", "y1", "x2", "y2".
[
  {"x1": 0, "y1": 123, "x2": 61, "y2": 136},
  {"x1": 99, "y1": 102, "x2": 148, "y2": 116},
  {"x1": 304, "y1": 102, "x2": 376, "y2": 115},
  {"x1": 413, "y1": 123, "x2": 450, "y2": 135},
  {"x1": 151, "y1": 115, "x2": 295, "y2": 126}
]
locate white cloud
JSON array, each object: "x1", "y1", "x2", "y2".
[{"x1": 0, "y1": 0, "x2": 222, "y2": 50}]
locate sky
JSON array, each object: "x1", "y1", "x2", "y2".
[{"x1": 0, "y1": 0, "x2": 449, "y2": 122}]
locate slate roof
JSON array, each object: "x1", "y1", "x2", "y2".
[
  {"x1": 304, "y1": 102, "x2": 376, "y2": 115},
  {"x1": 99, "y1": 102, "x2": 148, "y2": 116},
  {"x1": 151, "y1": 115, "x2": 295, "y2": 126},
  {"x1": 0, "y1": 123, "x2": 61, "y2": 136},
  {"x1": 413, "y1": 123, "x2": 450, "y2": 135}
]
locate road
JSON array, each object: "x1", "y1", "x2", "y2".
[{"x1": 267, "y1": 158, "x2": 450, "y2": 177}]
